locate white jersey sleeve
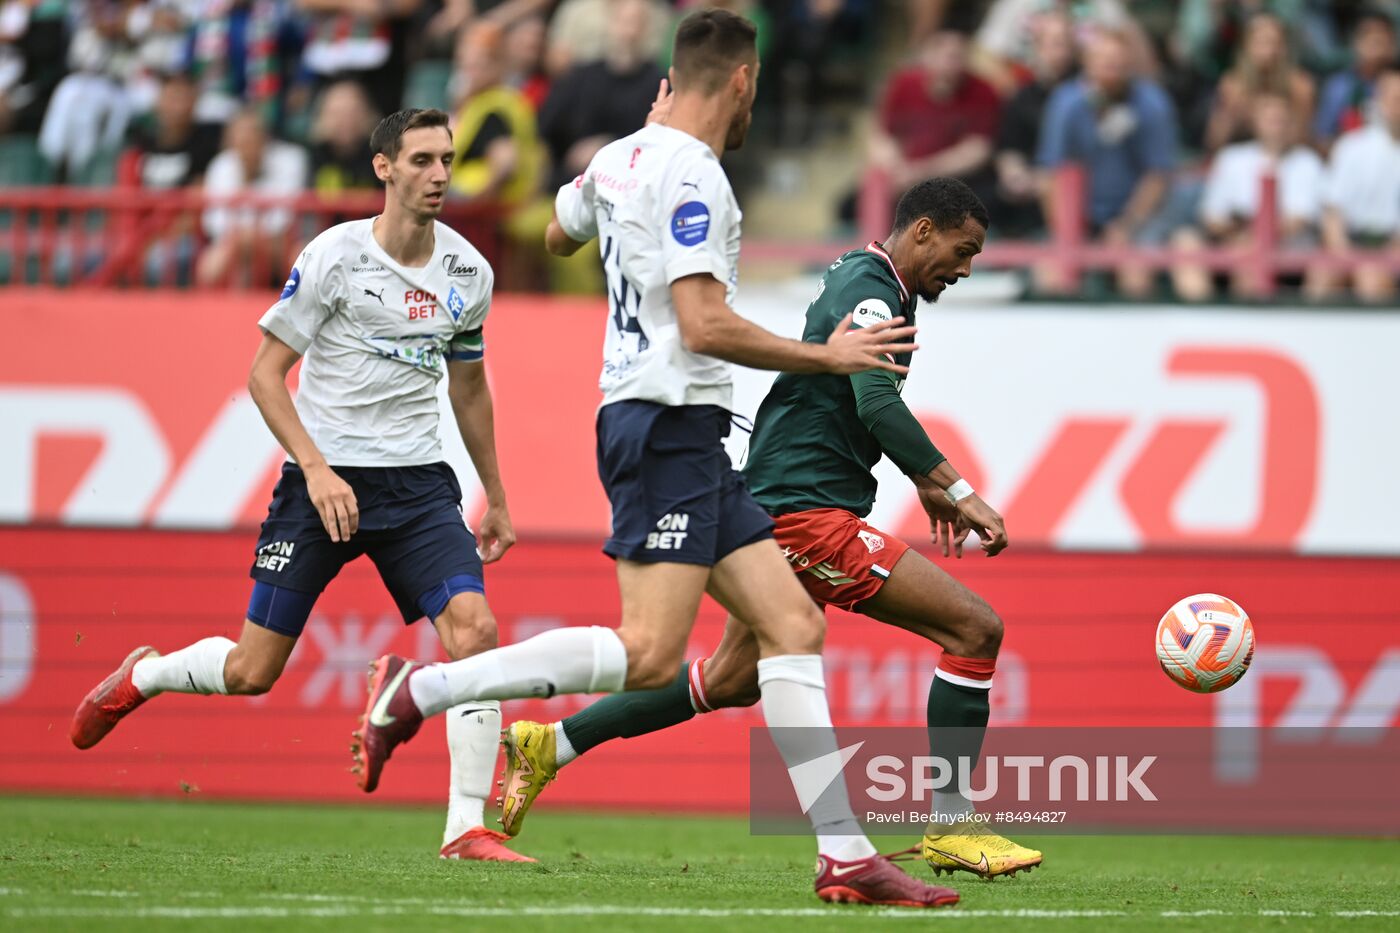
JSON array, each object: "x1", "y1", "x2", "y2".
[
  {"x1": 555, "y1": 173, "x2": 599, "y2": 243},
  {"x1": 658, "y1": 158, "x2": 738, "y2": 287},
  {"x1": 259, "y1": 235, "x2": 346, "y2": 354},
  {"x1": 448, "y1": 262, "x2": 493, "y2": 364}
]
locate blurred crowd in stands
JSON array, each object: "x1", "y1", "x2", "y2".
[{"x1": 0, "y1": 0, "x2": 1397, "y2": 301}]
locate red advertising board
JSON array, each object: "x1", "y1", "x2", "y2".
[{"x1": 2, "y1": 528, "x2": 1396, "y2": 812}]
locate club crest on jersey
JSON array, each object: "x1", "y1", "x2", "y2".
[
  {"x1": 280, "y1": 267, "x2": 301, "y2": 300},
  {"x1": 443, "y1": 253, "x2": 477, "y2": 276},
  {"x1": 857, "y1": 530, "x2": 885, "y2": 554},
  {"x1": 446, "y1": 287, "x2": 466, "y2": 321},
  {"x1": 851, "y1": 298, "x2": 893, "y2": 329},
  {"x1": 671, "y1": 201, "x2": 710, "y2": 246}
]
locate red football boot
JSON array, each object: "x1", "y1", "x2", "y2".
[
  {"x1": 814, "y1": 850, "x2": 960, "y2": 908},
  {"x1": 440, "y1": 827, "x2": 537, "y2": 863},
  {"x1": 70, "y1": 646, "x2": 158, "y2": 749},
  {"x1": 351, "y1": 655, "x2": 424, "y2": 792}
]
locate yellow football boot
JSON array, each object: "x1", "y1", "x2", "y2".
[
  {"x1": 496, "y1": 720, "x2": 558, "y2": 837},
  {"x1": 920, "y1": 821, "x2": 1043, "y2": 879}
]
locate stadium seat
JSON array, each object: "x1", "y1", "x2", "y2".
[{"x1": 403, "y1": 60, "x2": 453, "y2": 112}]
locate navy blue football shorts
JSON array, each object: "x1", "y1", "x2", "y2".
[
  {"x1": 596, "y1": 400, "x2": 774, "y2": 566},
  {"x1": 246, "y1": 462, "x2": 485, "y2": 637}
]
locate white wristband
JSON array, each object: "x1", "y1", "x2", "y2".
[{"x1": 945, "y1": 479, "x2": 975, "y2": 502}]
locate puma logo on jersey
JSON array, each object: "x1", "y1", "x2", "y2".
[{"x1": 364, "y1": 287, "x2": 385, "y2": 305}]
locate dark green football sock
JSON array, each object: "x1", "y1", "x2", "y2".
[
  {"x1": 927, "y1": 671, "x2": 992, "y2": 819},
  {"x1": 558, "y1": 661, "x2": 695, "y2": 755}
]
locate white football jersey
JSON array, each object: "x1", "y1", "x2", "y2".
[
  {"x1": 554, "y1": 123, "x2": 741, "y2": 410},
  {"x1": 259, "y1": 218, "x2": 493, "y2": 467}
]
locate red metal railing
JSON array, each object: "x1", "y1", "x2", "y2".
[
  {"x1": 0, "y1": 169, "x2": 1395, "y2": 294},
  {"x1": 746, "y1": 165, "x2": 1400, "y2": 296},
  {"x1": 0, "y1": 188, "x2": 503, "y2": 289}
]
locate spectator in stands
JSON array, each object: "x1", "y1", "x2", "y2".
[
  {"x1": 503, "y1": 13, "x2": 549, "y2": 109},
  {"x1": 1307, "y1": 68, "x2": 1400, "y2": 304},
  {"x1": 127, "y1": 71, "x2": 223, "y2": 189},
  {"x1": 994, "y1": 9, "x2": 1076, "y2": 235},
  {"x1": 972, "y1": 0, "x2": 1153, "y2": 95},
  {"x1": 127, "y1": 71, "x2": 224, "y2": 284},
  {"x1": 297, "y1": 0, "x2": 420, "y2": 120},
  {"x1": 1170, "y1": 91, "x2": 1324, "y2": 301},
  {"x1": 197, "y1": 106, "x2": 307, "y2": 286},
  {"x1": 1314, "y1": 12, "x2": 1398, "y2": 150},
  {"x1": 308, "y1": 79, "x2": 379, "y2": 192},
  {"x1": 1174, "y1": 0, "x2": 1309, "y2": 80},
  {"x1": 0, "y1": 0, "x2": 69, "y2": 136},
  {"x1": 38, "y1": 1, "x2": 133, "y2": 179},
  {"x1": 544, "y1": 0, "x2": 671, "y2": 76},
  {"x1": 1036, "y1": 27, "x2": 1178, "y2": 298},
  {"x1": 124, "y1": 0, "x2": 195, "y2": 115},
  {"x1": 1203, "y1": 12, "x2": 1314, "y2": 153},
  {"x1": 448, "y1": 21, "x2": 543, "y2": 205},
  {"x1": 867, "y1": 29, "x2": 1000, "y2": 215},
  {"x1": 537, "y1": 0, "x2": 663, "y2": 193},
  {"x1": 185, "y1": 0, "x2": 302, "y2": 127}
]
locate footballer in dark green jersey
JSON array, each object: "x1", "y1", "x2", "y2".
[{"x1": 499, "y1": 179, "x2": 1042, "y2": 879}]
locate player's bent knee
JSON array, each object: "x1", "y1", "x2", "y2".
[
  {"x1": 436, "y1": 599, "x2": 498, "y2": 660},
  {"x1": 962, "y1": 606, "x2": 1004, "y2": 659},
  {"x1": 223, "y1": 661, "x2": 279, "y2": 696},
  {"x1": 623, "y1": 643, "x2": 685, "y2": 691}
]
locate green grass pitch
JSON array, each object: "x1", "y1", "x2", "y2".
[{"x1": 2, "y1": 795, "x2": 1397, "y2": 931}]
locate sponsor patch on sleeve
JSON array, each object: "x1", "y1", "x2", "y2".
[
  {"x1": 850, "y1": 297, "x2": 894, "y2": 329},
  {"x1": 279, "y1": 267, "x2": 301, "y2": 300},
  {"x1": 671, "y1": 201, "x2": 710, "y2": 246},
  {"x1": 446, "y1": 286, "x2": 466, "y2": 322}
]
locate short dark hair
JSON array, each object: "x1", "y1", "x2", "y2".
[
  {"x1": 370, "y1": 108, "x2": 451, "y2": 160},
  {"x1": 1356, "y1": 8, "x2": 1397, "y2": 35},
  {"x1": 892, "y1": 178, "x2": 990, "y2": 234},
  {"x1": 671, "y1": 9, "x2": 758, "y2": 93}
]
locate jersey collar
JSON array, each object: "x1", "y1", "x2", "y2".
[{"x1": 864, "y1": 241, "x2": 911, "y2": 307}]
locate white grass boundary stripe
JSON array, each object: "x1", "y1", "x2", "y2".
[{"x1": 5, "y1": 905, "x2": 1400, "y2": 921}]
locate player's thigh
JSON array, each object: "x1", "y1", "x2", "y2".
[
  {"x1": 615, "y1": 558, "x2": 710, "y2": 689},
  {"x1": 707, "y1": 538, "x2": 826, "y2": 657},
  {"x1": 699, "y1": 614, "x2": 762, "y2": 708},
  {"x1": 857, "y1": 548, "x2": 1002, "y2": 658}
]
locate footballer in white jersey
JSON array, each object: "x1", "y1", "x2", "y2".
[
  {"x1": 351, "y1": 10, "x2": 951, "y2": 911},
  {"x1": 554, "y1": 121, "x2": 740, "y2": 410},
  {"x1": 71, "y1": 108, "x2": 531, "y2": 865}
]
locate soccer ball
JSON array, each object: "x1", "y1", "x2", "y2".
[{"x1": 1155, "y1": 594, "x2": 1255, "y2": 693}]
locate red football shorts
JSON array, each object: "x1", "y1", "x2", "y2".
[{"x1": 772, "y1": 508, "x2": 910, "y2": 611}]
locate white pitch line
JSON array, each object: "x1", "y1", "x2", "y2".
[{"x1": 4, "y1": 905, "x2": 1400, "y2": 921}]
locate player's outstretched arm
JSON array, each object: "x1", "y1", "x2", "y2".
[
  {"x1": 447, "y1": 359, "x2": 515, "y2": 563},
  {"x1": 247, "y1": 333, "x2": 358, "y2": 542},
  {"x1": 673, "y1": 274, "x2": 918, "y2": 375}
]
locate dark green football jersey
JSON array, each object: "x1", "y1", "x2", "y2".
[{"x1": 743, "y1": 243, "x2": 945, "y2": 518}]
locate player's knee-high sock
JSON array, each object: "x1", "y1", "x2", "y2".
[
  {"x1": 554, "y1": 661, "x2": 699, "y2": 767},
  {"x1": 443, "y1": 700, "x2": 501, "y2": 843},
  {"x1": 408, "y1": 625, "x2": 628, "y2": 717},
  {"x1": 927, "y1": 655, "x2": 995, "y2": 823},
  {"x1": 757, "y1": 654, "x2": 877, "y2": 862},
  {"x1": 130, "y1": 637, "x2": 235, "y2": 697}
]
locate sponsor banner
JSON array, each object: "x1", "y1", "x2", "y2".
[
  {"x1": 1, "y1": 288, "x2": 1398, "y2": 554},
  {"x1": 749, "y1": 727, "x2": 1400, "y2": 836},
  {"x1": 1, "y1": 527, "x2": 1396, "y2": 811}
]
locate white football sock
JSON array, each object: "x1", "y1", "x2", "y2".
[
  {"x1": 553, "y1": 721, "x2": 578, "y2": 768},
  {"x1": 757, "y1": 654, "x2": 877, "y2": 861},
  {"x1": 130, "y1": 637, "x2": 234, "y2": 697},
  {"x1": 443, "y1": 701, "x2": 501, "y2": 845},
  {"x1": 408, "y1": 626, "x2": 628, "y2": 717}
]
